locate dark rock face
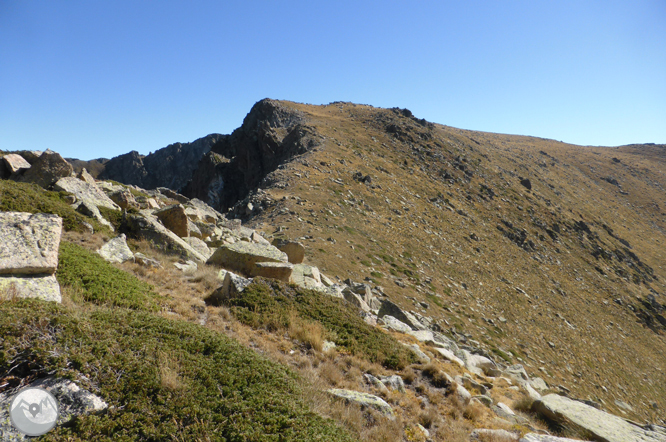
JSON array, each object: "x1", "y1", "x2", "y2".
[
  {"x1": 182, "y1": 99, "x2": 322, "y2": 211},
  {"x1": 98, "y1": 150, "x2": 148, "y2": 187},
  {"x1": 99, "y1": 134, "x2": 223, "y2": 191}
]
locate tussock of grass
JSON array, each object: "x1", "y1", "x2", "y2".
[
  {"x1": 0, "y1": 180, "x2": 105, "y2": 232},
  {"x1": 0, "y1": 299, "x2": 354, "y2": 441},
  {"x1": 224, "y1": 278, "x2": 416, "y2": 369},
  {"x1": 57, "y1": 241, "x2": 163, "y2": 311}
]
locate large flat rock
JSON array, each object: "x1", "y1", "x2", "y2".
[
  {"x1": 54, "y1": 176, "x2": 120, "y2": 211},
  {"x1": 0, "y1": 212, "x2": 62, "y2": 274},
  {"x1": 532, "y1": 394, "x2": 666, "y2": 442},
  {"x1": 207, "y1": 241, "x2": 288, "y2": 274},
  {"x1": 0, "y1": 274, "x2": 61, "y2": 302}
]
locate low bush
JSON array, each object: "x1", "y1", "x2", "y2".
[
  {"x1": 225, "y1": 279, "x2": 416, "y2": 369},
  {"x1": 0, "y1": 299, "x2": 354, "y2": 441},
  {"x1": 57, "y1": 241, "x2": 163, "y2": 311}
]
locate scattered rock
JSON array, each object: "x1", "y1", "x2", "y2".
[
  {"x1": 17, "y1": 150, "x2": 73, "y2": 188},
  {"x1": 75, "y1": 201, "x2": 113, "y2": 230},
  {"x1": 96, "y1": 234, "x2": 134, "y2": 263},
  {"x1": 471, "y1": 429, "x2": 519, "y2": 441},
  {"x1": 378, "y1": 299, "x2": 420, "y2": 330},
  {"x1": 134, "y1": 252, "x2": 162, "y2": 268},
  {"x1": 433, "y1": 347, "x2": 465, "y2": 367},
  {"x1": 327, "y1": 389, "x2": 395, "y2": 419},
  {"x1": 520, "y1": 434, "x2": 587, "y2": 442},
  {"x1": 463, "y1": 350, "x2": 501, "y2": 377},
  {"x1": 378, "y1": 375, "x2": 405, "y2": 393},
  {"x1": 250, "y1": 231, "x2": 270, "y2": 246},
  {"x1": 457, "y1": 375, "x2": 489, "y2": 396},
  {"x1": 405, "y1": 343, "x2": 431, "y2": 364},
  {"x1": 532, "y1": 394, "x2": 666, "y2": 442},
  {"x1": 174, "y1": 260, "x2": 198, "y2": 274},
  {"x1": 0, "y1": 212, "x2": 62, "y2": 274},
  {"x1": 157, "y1": 187, "x2": 189, "y2": 204},
  {"x1": 503, "y1": 364, "x2": 529, "y2": 383},
  {"x1": 364, "y1": 374, "x2": 390, "y2": 395},
  {"x1": 530, "y1": 377, "x2": 549, "y2": 392},
  {"x1": 472, "y1": 395, "x2": 494, "y2": 407},
  {"x1": 272, "y1": 239, "x2": 306, "y2": 264},
  {"x1": 456, "y1": 384, "x2": 472, "y2": 406}
]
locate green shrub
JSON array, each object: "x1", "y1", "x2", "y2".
[
  {"x1": 0, "y1": 300, "x2": 353, "y2": 441},
  {"x1": 57, "y1": 241, "x2": 162, "y2": 311},
  {"x1": 225, "y1": 279, "x2": 415, "y2": 369},
  {"x1": 0, "y1": 180, "x2": 105, "y2": 232}
]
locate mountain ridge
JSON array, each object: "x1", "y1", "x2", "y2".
[{"x1": 71, "y1": 98, "x2": 666, "y2": 421}]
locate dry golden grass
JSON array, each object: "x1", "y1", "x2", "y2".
[
  {"x1": 158, "y1": 351, "x2": 185, "y2": 391},
  {"x1": 242, "y1": 100, "x2": 666, "y2": 422}
]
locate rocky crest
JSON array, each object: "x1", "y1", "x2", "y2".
[
  {"x1": 98, "y1": 133, "x2": 223, "y2": 191},
  {"x1": 182, "y1": 99, "x2": 323, "y2": 211}
]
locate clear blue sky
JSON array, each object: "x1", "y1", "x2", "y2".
[{"x1": 1, "y1": 1, "x2": 665, "y2": 160}]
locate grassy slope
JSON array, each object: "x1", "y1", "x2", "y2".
[
  {"x1": 0, "y1": 300, "x2": 353, "y2": 442},
  {"x1": 0, "y1": 239, "x2": 354, "y2": 441},
  {"x1": 245, "y1": 101, "x2": 666, "y2": 421},
  {"x1": 0, "y1": 181, "x2": 355, "y2": 441}
]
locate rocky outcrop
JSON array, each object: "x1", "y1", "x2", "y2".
[
  {"x1": 96, "y1": 234, "x2": 134, "y2": 263},
  {"x1": 183, "y1": 99, "x2": 322, "y2": 211},
  {"x1": 17, "y1": 150, "x2": 73, "y2": 188},
  {"x1": 532, "y1": 394, "x2": 666, "y2": 442},
  {"x1": 54, "y1": 176, "x2": 120, "y2": 211},
  {"x1": 1, "y1": 154, "x2": 31, "y2": 178},
  {"x1": 99, "y1": 134, "x2": 222, "y2": 191}
]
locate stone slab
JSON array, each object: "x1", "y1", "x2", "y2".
[{"x1": 0, "y1": 212, "x2": 62, "y2": 274}]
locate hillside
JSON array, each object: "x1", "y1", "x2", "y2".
[
  {"x1": 179, "y1": 99, "x2": 666, "y2": 421},
  {"x1": 1, "y1": 99, "x2": 665, "y2": 441}
]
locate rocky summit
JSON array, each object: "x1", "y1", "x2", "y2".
[{"x1": 0, "y1": 99, "x2": 665, "y2": 441}]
